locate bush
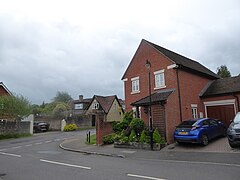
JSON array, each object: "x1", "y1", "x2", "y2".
[
  {"x1": 140, "y1": 130, "x2": 149, "y2": 143},
  {"x1": 103, "y1": 133, "x2": 115, "y2": 144},
  {"x1": 129, "y1": 118, "x2": 145, "y2": 135},
  {"x1": 112, "y1": 111, "x2": 133, "y2": 134},
  {"x1": 129, "y1": 130, "x2": 137, "y2": 142},
  {"x1": 64, "y1": 124, "x2": 78, "y2": 131},
  {"x1": 153, "y1": 129, "x2": 165, "y2": 144}
]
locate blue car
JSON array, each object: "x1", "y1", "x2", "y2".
[{"x1": 174, "y1": 118, "x2": 227, "y2": 146}]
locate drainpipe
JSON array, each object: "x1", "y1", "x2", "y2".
[
  {"x1": 175, "y1": 66, "x2": 183, "y2": 122},
  {"x1": 232, "y1": 93, "x2": 240, "y2": 112}
]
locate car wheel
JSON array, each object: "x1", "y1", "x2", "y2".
[
  {"x1": 201, "y1": 135, "x2": 209, "y2": 146},
  {"x1": 228, "y1": 140, "x2": 238, "y2": 148}
]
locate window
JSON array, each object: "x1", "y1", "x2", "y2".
[
  {"x1": 154, "y1": 70, "x2": 165, "y2": 89},
  {"x1": 74, "y1": 103, "x2": 83, "y2": 110},
  {"x1": 92, "y1": 103, "x2": 99, "y2": 109},
  {"x1": 191, "y1": 104, "x2": 198, "y2": 119},
  {"x1": 131, "y1": 77, "x2": 140, "y2": 94}
]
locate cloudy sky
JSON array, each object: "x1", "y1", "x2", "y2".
[{"x1": 0, "y1": 0, "x2": 240, "y2": 104}]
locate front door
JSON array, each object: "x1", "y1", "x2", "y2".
[{"x1": 92, "y1": 115, "x2": 96, "y2": 126}]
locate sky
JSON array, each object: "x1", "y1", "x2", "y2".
[{"x1": 0, "y1": 0, "x2": 240, "y2": 104}]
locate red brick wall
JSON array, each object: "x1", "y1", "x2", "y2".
[
  {"x1": 0, "y1": 86, "x2": 9, "y2": 96},
  {"x1": 96, "y1": 114, "x2": 113, "y2": 145},
  {"x1": 123, "y1": 40, "x2": 177, "y2": 112},
  {"x1": 177, "y1": 70, "x2": 211, "y2": 119}
]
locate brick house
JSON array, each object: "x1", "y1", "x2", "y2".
[
  {"x1": 122, "y1": 39, "x2": 240, "y2": 143},
  {"x1": 0, "y1": 82, "x2": 12, "y2": 96},
  {"x1": 0, "y1": 82, "x2": 12, "y2": 119},
  {"x1": 85, "y1": 95, "x2": 124, "y2": 145}
]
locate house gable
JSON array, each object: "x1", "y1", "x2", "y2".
[
  {"x1": 85, "y1": 95, "x2": 124, "y2": 122},
  {"x1": 106, "y1": 98, "x2": 124, "y2": 122},
  {"x1": 0, "y1": 82, "x2": 12, "y2": 96}
]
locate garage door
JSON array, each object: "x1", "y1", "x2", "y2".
[{"x1": 207, "y1": 105, "x2": 235, "y2": 126}]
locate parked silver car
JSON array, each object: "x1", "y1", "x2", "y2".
[{"x1": 227, "y1": 112, "x2": 240, "y2": 148}]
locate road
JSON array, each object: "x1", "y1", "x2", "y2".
[{"x1": 0, "y1": 131, "x2": 240, "y2": 180}]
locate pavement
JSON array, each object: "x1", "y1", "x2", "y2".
[{"x1": 59, "y1": 135, "x2": 240, "y2": 159}]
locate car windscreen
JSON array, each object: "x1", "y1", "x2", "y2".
[
  {"x1": 177, "y1": 120, "x2": 196, "y2": 128},
  {"x1": 234, "y1": 113, "x2": 240, "y2": 123}
]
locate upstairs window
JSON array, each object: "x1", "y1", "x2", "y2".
[
  {"x1": 154, "y1": 70, "x2": 165, "y2": 89},
  {"x1": 92, "y1": 103, "x2": 99, "y2": 110},
  {"x1": 131, "y1": 76, "x2": 140, "y2": 94},
  {"x1": 74, "y1": 103, "x2": 83, "y2": 110}
]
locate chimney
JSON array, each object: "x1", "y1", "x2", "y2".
[{"x1": 79, "y1": 95, "x2": 83, "y2": 101}]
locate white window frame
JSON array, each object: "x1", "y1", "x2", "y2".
[
  {"x1": 74, "y1": 103, "x2": 83, "y2": 110},
  {"x1": 154, "y1": 69, "x2": 166, "y2": 90},
  {"x1": 92, "y1": 103, "x2": 99, "y2": 110},
  {"x1": 191, "y1": 104, "x2": 198, "y2": 119},
  {"x1": 131, "y1": 76, "x2": 140, "y2": 94}
]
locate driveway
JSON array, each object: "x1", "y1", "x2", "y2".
[{"x1": 162, "y1": 137, "x2": 240, "y2": 153}]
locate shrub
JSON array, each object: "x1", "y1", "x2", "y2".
[
  {"x1": 103, "y1": 133, "x2": 115, "y2": 144},
  {"x1": 129, "y1": 130, "x2": 137, "y2": 142},
  {"x1": 129, "y1": 118, "x2": 145, "y2": 135},
  {"x1": 64, "y1": 124, "x2": 78, "y2": 131},
  {"x1": 119, "y1": 135, "x2": 129, "y2": 143},
  {"x1": 140, "y1": 130, "x2": 149, "y2": 143},
  {"x1": 153, "y1": 129, "x2": 161, "y2": 144},
  {"x1": 112, "y1": 111, "x2": 133, "y2": 134}
]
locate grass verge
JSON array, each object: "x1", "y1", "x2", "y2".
[
  {"x1": 85, "y1": 134, "x2": 96, "y2": 145},
  {"x1": 0, "y1": 133, "x2": 32, "y2": 140}
]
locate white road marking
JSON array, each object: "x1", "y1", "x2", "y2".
[
  {"x1": 0, "y1": 148, "x2": 7, "y2": 151},
  {"x1": 54, "y1": 139, "x2": 61, "y2": 141},
  {"x1": 45, "y1": 140, "x2": 52, "y2": 143},
  {"x1": 35, "y1": 142, "x2": 43, "y2": 145},
  {"x1": 11, "y1": 146, "x2": 22, "y2": 149},
  {"x1": 0, "y1": 152, "x2": 21, "y2": 158},
  {"x1": 25, "y1": 144, "x2": 33, "y2": 147},
  {"x1": 127, "y1": 174, "x2": 167, "y2": 180},
  {"x1": 40, "y1": 159, "x2": 91, "y2": 170}
]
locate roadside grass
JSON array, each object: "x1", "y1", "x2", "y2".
[
  {"x1": 85, "y1": 134, "x2": 96, "y2": 145},
  {"x1": 78, "y1": 126, "x2": 95, "y2": 131},
  {"x1": 0, "y1": 133, "x2": 32, "y2": 140}
]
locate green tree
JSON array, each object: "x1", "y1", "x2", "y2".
[
  {"x1": 52, "y1": 102, "x2": 70, "y2": 118},
  {"x1": 0, "y1": 95, "x2": 31, "y2": 119},
  {"x1": 216, "y1": 65, "x2": 231, "y2": 78},
  {"x1": 53, "y1": 91, "x2": 73, "y2": 103}
]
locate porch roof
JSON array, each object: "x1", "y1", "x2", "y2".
[{"x1": 131, "y1": 89, "x2": 175, "y2": 106}]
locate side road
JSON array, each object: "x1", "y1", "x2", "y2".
[{"x1": 59, "y1": 135, "x2": 240, "y2": 159}]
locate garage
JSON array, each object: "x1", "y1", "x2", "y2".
[{"x1": 206, "y1": 104, "x2": 235, "y2": 126}]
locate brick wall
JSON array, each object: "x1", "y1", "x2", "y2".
[
  {"x1": 0, "y1": 121, "x2": 30, "y2": 135},
  {"x1": 96, "y1": 114, "x2": 113, "y2": 145},
  {"x1": 0, "y1": 86, "x2": 10, "y2": 96}
]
